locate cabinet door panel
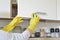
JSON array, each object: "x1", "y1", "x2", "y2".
[
  {"x1": 57, "y1": 0, "x2": 60, "y2": 20},
  {"x1": 0, "y1": 0, "x2": 11, "y2": 18},
  {"x1": 18, "y1": 0, "x2": 56, "y2": 20}
]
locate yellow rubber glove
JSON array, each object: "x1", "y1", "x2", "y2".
[
  {"x1": 2, "y1": 15, "x2": 23, "y2": 32},
  {"x1": 27, "y1": 13, "x2": 40, "y2": 32}
]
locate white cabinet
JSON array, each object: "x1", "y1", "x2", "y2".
[
  {"x1": 0, "y1": 0, "x2": 11, "y2": 18},
  {"x1": 57, "y1": 0, "x2": 60, "y2": 20},
  {"x1": 18, "y1": 0, "x2": 56, "y2": 20}
]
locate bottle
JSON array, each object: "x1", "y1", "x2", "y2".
[
  {"x1": 35, "y1": 32, "x2": 40, "y2": 37},
  {"x1": 45, "y1": 28, "x2": 51, "y2": 37},
  {"x1": 35, "y1": 29, "x2": 40, "y2": 37},
  {"x1": 40, "y1": 29, "x2": 45, "y2": 38},
  {"x1": 50, "y1": 28, "x2": 56, "y2": 37},
  {"x1": 55, "y1": 28, "x2": 59, "y2": 37}
]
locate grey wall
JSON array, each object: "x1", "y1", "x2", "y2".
[{"x1": 0, "y1": 20, "x2": 60, "y2": 33}]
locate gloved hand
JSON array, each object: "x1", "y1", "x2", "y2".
[
  {"x1": 2, "y1": 15, "x2": 23, "y2": 32},
  {"x1": 30, "y1": 13, "x2": 40, "y2": 26},
  {"x1": 27, "y1": 13, "x2": 40, "y2": 32}
]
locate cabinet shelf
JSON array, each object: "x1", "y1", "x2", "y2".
[
  {"x1": 0, "y1": 17, "x2": 60, "y2": 23},
  {"x1": 0, "y1": 18, "x2": 13, "y2": 20}
]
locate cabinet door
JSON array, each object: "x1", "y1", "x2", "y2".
[
  {"x1": 57, "y1": 0, "x2": 60, "y2": 20},
  {"x1": 0, "y1": 0, "x2": 11, "y2": 18},
  {"x1": 18, "y1": 0, "x2": 56, "y2": 20}
]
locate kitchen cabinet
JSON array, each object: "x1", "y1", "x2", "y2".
[
  {"x1": 0, "y1": 0, "x2": 11, "y2": 18},
  {"x1": 18, "y1": 0, "x2": 56, "y2": 20},
  {"x1": 0, "y1": 0, "x2": 17, "y2": 18},
  {"x1": 57, "y1": 0, "x2": 60, "y2": 20}
]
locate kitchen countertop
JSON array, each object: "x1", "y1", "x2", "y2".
[{"x1": 29, "y1": 38, "x2": 60, "y2": 40}]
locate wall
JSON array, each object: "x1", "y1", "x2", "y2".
[{"x1": 0, "y1": 20, "x2": 60, "y2": 33}]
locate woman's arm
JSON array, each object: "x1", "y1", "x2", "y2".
[
  {"x1": 27, "y1": 13, "x2": 40, "y2": 35},
  {"x1": 13, "y1": 13, "x2": 40, "y2": 40},
  {"x1": 12, "y1": 30, "x2": 30, "y2": 40},
  {"x1": 2, "y1": 15, "x2": 23, "y2": 32}
]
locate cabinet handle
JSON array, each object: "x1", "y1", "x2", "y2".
[{"x1": 36, "y1": 12, "x2": 46, "y2": 15}]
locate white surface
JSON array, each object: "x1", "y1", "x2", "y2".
[
  {"x1": 0, "y1": 0, "x2": 11, "y2": 18},
  {"x1": 18, "y1": 0, "x2": 56, "y2": 20},
  {"x1": 0, "y1": 30, "x2": 11, "y2": 40},
  {"x1": 0, "y1": 30, "x2": 30, "y2": 40},
  {"x1": 45, "y1": 28, "x2": 50, "y2": 33},
  {"x1": 57, "y1": 0, "x2": 60, "y2": 20}
]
